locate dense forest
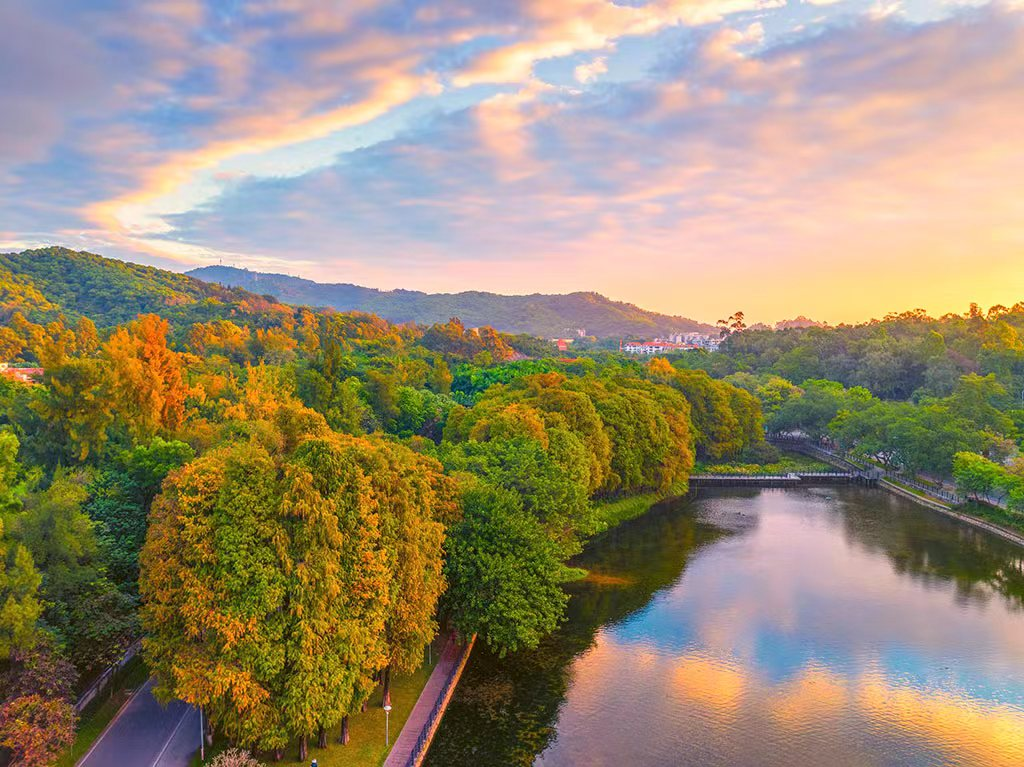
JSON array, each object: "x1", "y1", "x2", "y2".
[
  {"x1": 684, "y1": 306, "x2": 1024, "y2": 511},
  {"x1": 0, "y1": 248, "x2": 761, "y2": 764},
  {"x1": 2, "y1": 247, "x2": 1022, "y2": 764}
]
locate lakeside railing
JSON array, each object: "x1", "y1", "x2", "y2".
[
  {"x1": 879, "y1": 471, "x2": 962, "y2": 505},
  {"x1": 74, "y1": 638, "x2": 142, "y2": 714},
  {"x1": 770, "y1": 436, "x2": 963, "y2": 505},
  {"x1": 691, "y1": 471, "x2": 855, "y2": 479},
  {"x1": 401, "y1": 636, "x2": 473, "y2": 767}
]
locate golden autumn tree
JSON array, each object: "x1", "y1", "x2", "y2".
[
  {"x1": 372, "y1": 440, "x2": 456, "y2": 707},
  {"x1": 0, "y1": 326, "x2": 24, "y2": 362},
  {"x1": 6, "y1": 315, "x2": 44, "y2": 362},
  {"x1": 33, "y1": 357, "x2": 113, "y2": 462},
  {"x1": 141, "y1": 441, "x2": 291, "y2": 752},
  {"x1": 73, "y1": 317, "x2": 99, "y2": 356},
  {"x1": 140, "y1": 406, "x2": 455, "y2": 758},
  {"x1": 103, "y1": 314, "x2": 189, "y2": 440}
]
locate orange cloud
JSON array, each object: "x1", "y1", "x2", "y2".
[{"x1": 857, "y1": 670, "x2": 1024, "y2": 766}]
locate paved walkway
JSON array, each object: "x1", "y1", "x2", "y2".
[
  {"x1": 383, "y1": 634, "x2": 475, "y2": 767},
  {"x1": 77, "y1": 677, "x2": 200, "y2": 767}
]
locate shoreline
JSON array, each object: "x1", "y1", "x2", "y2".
[
  {"x1": 772, "y1": 442, "x2": 1024, "y2": 550},
  {"x1": 879, "y1": 478, "x2": 1024, "y2": 549}
]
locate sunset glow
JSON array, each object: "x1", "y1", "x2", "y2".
[{"x1": 2, "y1": 0, "x2": 1022, "y2": 323}]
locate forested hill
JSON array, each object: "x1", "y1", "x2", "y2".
[
  {"x1": 0, "y1": 246, "x2": 284, "y2": 327},
  {"x1": 188, "y1": 264, "x2": 714, "y2": 338}
]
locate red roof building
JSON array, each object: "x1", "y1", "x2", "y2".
[{"x1": 0, "y1": 366, "x2": 43, "y2": 384}]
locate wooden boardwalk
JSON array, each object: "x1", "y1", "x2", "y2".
[{"x1": 383, "y1": 634, "x2": 476, "y2": 767}]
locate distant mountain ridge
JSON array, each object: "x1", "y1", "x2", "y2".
[{"x1": 188, "y1": 265, "x2": 715, "y2": 338}]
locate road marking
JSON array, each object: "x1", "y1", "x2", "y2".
[
  {"x1": 75, "y1": 679, "x2": 150, "y2": 767},
  {"x1": 150, "y1": 706, "x2": 193, "y2": 767}
]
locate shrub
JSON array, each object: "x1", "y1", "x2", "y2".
[{"x1": 210, "y1": 749, "x2": 261, "y2": 767}]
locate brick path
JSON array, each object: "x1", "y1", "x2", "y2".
[{"x1": 383, "y1": 634, "x2": 475, "y2": 767}]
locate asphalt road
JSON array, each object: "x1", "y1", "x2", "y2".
[{"x1": 78, "y1": 677, "x2": 201, "y2": 767}]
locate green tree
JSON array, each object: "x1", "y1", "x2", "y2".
[
  {"x1": 443, "y1": 484, "x2": 570, "y2": 656},
  {"x1": 769, "y1": 379, "x2": 873, "y2": 440},
  {"x1": 0, "y1": 432, "x2": 41, "y2": 660},
  {"x1": 446, "y1": 437, "x2": 593, "y2": 556},
  {"x1": 31, "y1": 357, "x2": 113, "y2": 463},
  {"x1": 948, "y1": 374, "x2": 1015, "y2": 436},
  {"x1": 18, "y1": 472, "x2": 137, "y2": 674},
  {"x1": 952, "y1": 452, "x2": 1005, "y2": 500},
  {"x1": 0, "y1": 522, "x2": 41, "y2": 661},
  {"x1": 364, "y1": 370, "x2": 399, "y2": 429},
  {"x1": 86, "y1": 437, "x2": 194, "y2": 593}
]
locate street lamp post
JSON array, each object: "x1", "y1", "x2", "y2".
[{"x1": 384, "y1": 703, "x2": 392, "y2": 746}]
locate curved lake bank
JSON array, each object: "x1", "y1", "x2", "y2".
[{"x1": 426, "y1": 486, "x2": 1024, "y2": 766}]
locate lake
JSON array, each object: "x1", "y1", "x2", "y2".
[{"x1": 426, "y1": 486, "x2": 1024, "y2": 766}]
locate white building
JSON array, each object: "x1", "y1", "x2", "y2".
[{"x1": 622, "y1": 341, "x2": 694, "y2": 355}]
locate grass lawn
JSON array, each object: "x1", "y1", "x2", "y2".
[
  {"x1": 883, "y1": 477, "x2": 936, "y2": 499},
  {"x1": 193, "y1": 644, "x2": 439, "y2": 766},
  {"x1": 593, "y1": 450, "x2": 843, "y2": 537},
  {"x1": 959, "y1": 500, "x2": 1024, "y2": 536},
  {"x1": 54, "y1": 656, "x2": 150, "y2": 767},
  {"x1": 591, "y1": 486, "x2": 684, "y2": 533}
]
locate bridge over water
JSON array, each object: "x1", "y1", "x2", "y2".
[{"x1": 689, "y1": 471, "x2": 876, "y2": 488}]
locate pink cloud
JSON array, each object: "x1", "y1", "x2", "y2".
[{"x1": 157, "y1": 6, "x2": 1024, "y2": 323}]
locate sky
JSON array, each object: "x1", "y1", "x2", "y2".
[{"x1": 2, "y1": 0, "x2": 1023, "y2": 326}]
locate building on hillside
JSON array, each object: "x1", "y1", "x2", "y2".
[
  {"x1": 666, "y1": 332, "x2": 721, "y2": 351},
  {"x1": 0, "y1": 363, "x2": 43, "y2": 383},
  {"x1": 621, "y1": 340, "x2": 695, "y2": 355}
]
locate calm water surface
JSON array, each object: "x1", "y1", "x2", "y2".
[{"x1": 426, "y1": 487, "x2": 1024, "y2": 766}]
